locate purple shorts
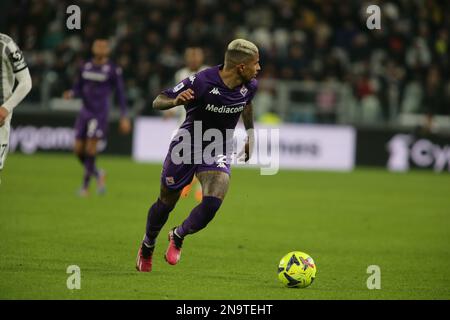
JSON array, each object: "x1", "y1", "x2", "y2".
[
  {"x1": 74, "y1": 112, "x2": 108, "y2": 140},
  {"x1": 161, "y1": 149, "x2": 231, "y2": 191}
]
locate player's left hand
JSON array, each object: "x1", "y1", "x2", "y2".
[
  {"x1": 237, "y1": 134, "x2": 255, "y2": 163},
  {"x1": 0, "y1": 106, "x2": 9, "y2": 127},
  {"x1": 119, "y1": 117, "x2": 131, "y2": 135}
]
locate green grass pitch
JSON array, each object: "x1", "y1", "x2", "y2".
[{"x1": 0, "y1": 153, "x2": 449, "y2": 299}]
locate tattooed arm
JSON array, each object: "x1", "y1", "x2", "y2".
[
  {"x1": 152, "y1": 89, "x2": 195, "y2": 110},
  {"x1": 240, "y1": 103, "x2": 255, "y2": 162}
]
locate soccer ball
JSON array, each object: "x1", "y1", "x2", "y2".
[{"x1": 278, "y1": 251, "x2": 317, "y2": 288}]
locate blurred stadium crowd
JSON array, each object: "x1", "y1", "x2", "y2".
[{"x1": 2, "y1": 0, "x2": 449, "y2": 123}]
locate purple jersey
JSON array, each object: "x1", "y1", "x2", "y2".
[
  {"x1": 72, "y1": 60, "x2": 127, "y2": 119},
  {"x1": 162, "y1": 65, "x2": 258, "y2": 158}
]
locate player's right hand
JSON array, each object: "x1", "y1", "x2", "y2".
[
  {"x1": 119, "y1": 117, "x2": 132, "y2": 135},
  {"x1": 63, "y1": 90, "x2": 74, "y2": 100},
  {"x1": 173, "y1": 89, "x2": 194, "y2": 106},
  {"x1": 0, "y1": 106, "x2": 8, "y2": 127}
]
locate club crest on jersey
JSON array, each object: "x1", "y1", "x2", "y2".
[
  {"x1": 240, "y1": 85, "x2": 248, "y2": 97},
  {"x1": 209, "y1": 87, "x2": 220, "y2": 95},
  {"x1": 173, "y1": 82, "x2": 185, "y2": 93},
  {"x1": 189, "y1": 75, "x2": 196, "y2": 84}
]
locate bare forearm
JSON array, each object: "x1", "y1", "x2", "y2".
[
  {"x1": 238, "y1": 104, "x2": 256, "y2": 162},
  {"x1": 152, "y1": 94, "x2": 175, "y2": 110},
  {"x1": 115, "y1": 78, "x2": 128, "y2": 116},
  {"x1": 242, "y1": 103, "x2": 254, "y2": 130}
]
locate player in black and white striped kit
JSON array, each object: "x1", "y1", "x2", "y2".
[{"x1": 0, "y1": 33, "x2": 32, "y2": 183}]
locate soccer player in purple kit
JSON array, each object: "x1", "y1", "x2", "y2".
[
  {"x1": 136, "y1": 39, "x2": 261, "y2": 272},
  {"x1": 64, "y1": 38, "x2": 131, "y2": 196}
]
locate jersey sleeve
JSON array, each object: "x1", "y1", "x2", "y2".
[
  {"x1": 112, "y1": 65, "x2": 128, "y2": 116},
  {"x1": 71, "y1": 63, "x2": 84, "y2": 98},
  {"x1": 5, "y1": 39, "x2": 27, "y2": 73},
  {"x1": 161, "y1": 74, "x2": 203, "y2": 99},
  {"x1": 246, "y1": 79, "x2": 259, "y2": 105}
]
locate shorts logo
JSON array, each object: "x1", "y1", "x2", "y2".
[
  {"x1": 216, "y1": 155, "x2": 227, "y2": 168},
  {"x1": 165, "y1": 177, "x2": 175, "y2": 185},
  {"x1": 87, "y1": 119, "x2": 98, "y2": 137}
]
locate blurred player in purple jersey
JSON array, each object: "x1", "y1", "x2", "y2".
[
  {"x1": 136, "y1": 39, "x2": 260, "y2": 272},
  {"x1": 63, "y1": 38, "x2": 131, "y2": 196}
]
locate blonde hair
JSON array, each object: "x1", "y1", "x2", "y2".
[
  {"x1": 225, "y1": 39, "x2": 259, "y2": 68},
  {"x1": 227, "y1": 39, "x2": 258, "y2": 55}
]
